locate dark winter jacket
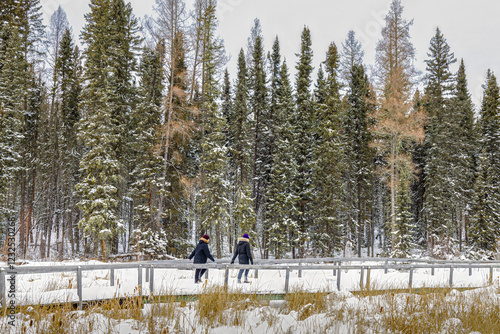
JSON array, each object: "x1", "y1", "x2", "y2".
[
  {"x1": 188, "y1": 238, "x2": 215, "y2": 264},
  {"x1": 231, "y1": 238, "x2": 253, "y2": 265}
]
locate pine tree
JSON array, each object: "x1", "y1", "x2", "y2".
[
  {"x1": 423, "y1": 28, "x2": 458, "y2": 250},
  {"x1": 229, "y1": 49, "x2": 255, "y2": 248},
  {"x1": 470, "y1": 71, "x2": 500, "y2": 252},
  {"x1": 345, "y1": 63, "x2": 373, "y2": 257},
  {"x1": 77, "y1": 0, "x2": 139, "y2": 258},
  {"x1": 197, "y1": 0, "x2": 229, "y2": 258},
  {"x1": 311, "y1": 42, "x2": 345, "y2": 256},
  {"x1": 129, "y1": 44, "x2": 166, "y2": 253},
  {"x1": 60, "y1": 30, "x2": 82, "y2": 256},
  {"x1": 449, "y1": 60, "x2": 476, "y2": 251},
  {"x1": 340, "y1": 30, "x2": 364, "y2": 84},
  {"x1": 0, "y1": 27, "x2": 25, "y2": 228},
  {"x1": 391, "y1": 173, "x2": 416, "y2": 257},
  {"x1": 266, "y1": 59, "x2": 298, "y2": 258},
  {"x1": 248, "y1": 26, "x2": 269, "y2": 252},
  {"x1": 294, "y1": 26, "x2": 315, "y2": 258}
]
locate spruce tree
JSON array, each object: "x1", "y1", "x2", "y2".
[
  {"x1": 197, "y1": 0, "x2": 230, "y2": 258},
  {"x1": 294, "y1": 26, "x2": 315, "y2": 258},
  {"x1": 470, "y1": 71, "x2": 500, "y2": 252},
  {"x1": 229, "y1": 49, "x2": 255, "y2": 248},
  {"x1": 449, "y1": 60, "x2": 476, "y2": 251},
  {"x1": 311, "y1": 42, "x2": 345, "y2": 255},
  {"x1": 0, "y1": 27, "x2": 25, "y2": 226},
  {"x1": 423, "y1": 28, "x2": 458, "y2": 250},
  {"x1": 345, "y1": 63, "x2": 373, "y2": 257},
  {"x1": 129, "y1": 44, "x2": 166, "y2": 252},
  {"x1": 248, "y1": 29, "x2": 269, "y2": 253},
  {"x1": 56, "y1": 28, "x2": 82, "y2": 257},
  {"x1": 266, "y1": 59, "x2": 298, "y2": 258},
  {"x1": 340, "y1": 30, "x2": 364, "y2": 84},
  {"x1": 391, "y1": 173, "x2": 416, "y2": 257},
  {"x1": 77, "y1": 0, "x2": 139, "y2": 258}
]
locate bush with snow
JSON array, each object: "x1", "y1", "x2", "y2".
[{"x1": 130, "y1": 228, "x2": 168, "y2": 259}]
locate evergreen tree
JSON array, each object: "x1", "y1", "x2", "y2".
[
  {"x1": 197, "y1": 0, "x2": 229, "y2": 258},
  {"x1": 470, "y1": 71, "x2": 500, "y2": 251},
  {"x1": 391, "y1": 173, "x2": 416, "y2": 257},
  {"x1": 345, "y1": 63, "x2": 373, "y2": 257},
  {"x1": 266, "y1": 59, "x2": 298, "y2": 258},
  {"x1": 294, "y1": 26, "x2": 315, "y2": 258},
  {"x1": 229, "y1": 49, "x2": 255, "y2": 248},
  {"x1": 449, "y1": 60, "x2": 476, "y2": 251},
  {"x1": 0, "y1": 27, "x2": 25, "y2": 229},
  {"x1": 77, "y1": 0, "x2": 139, "y2": 258},
  {"x1": 129, "y1": 44, "x2": 166, "y2": 252},
  {"x1": 340, "y1": 30, "x2": 364, "y2": 84},
  {"x1": 423, "y1": 28, "x2": 458, "y2": 250},
  {"x1": 37, "y1": 28, "x2": 82, "y2": 258},
  {"x1": 311, "y1": 42, "x2": 345, "y2": 255},
  {"x1": 248, "y1": 27, "x2": 269, "y2": 253}
]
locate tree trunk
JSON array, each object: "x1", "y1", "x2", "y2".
[{"x1": 390, "y1": 138, "x2": 396, "y2": 248}]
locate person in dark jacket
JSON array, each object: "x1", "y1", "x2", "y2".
[
  {"x1": 230, "y1": 233, "x2": 253, "y2": 283},
  {"x1": 188, "y1": 234, "x2": 215, "y2": 283}
]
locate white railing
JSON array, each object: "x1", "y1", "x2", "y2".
[{"x1": 2, "y1": 257, "x2": 500, "y2": 309}]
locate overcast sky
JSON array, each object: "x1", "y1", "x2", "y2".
[{"x1": 40, "y1": 0, "x2": 500, "y2": 109}]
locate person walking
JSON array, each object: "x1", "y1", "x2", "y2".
[
  {"x1": 230, "y1": 233, "x2": 253, "y2": 283},
  {"x1": 188, "y1": 234, "x2": 215, "y2": 283}
]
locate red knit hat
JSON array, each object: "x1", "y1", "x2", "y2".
[{"x1": 202, "y1": 234, "x2": 209, "y2": 240}]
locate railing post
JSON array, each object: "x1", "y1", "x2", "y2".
[
  {"x1": 138, "y1": 265, "x2": 143, "y2": 296},
  {"x1": 0, "y1": 268, "x2": 5, "y2": 308},
  {"x1": 298, "y1": 262, "x2": 302, "y2": 278},
  {"x1": 337, "y1": 264, "x2": 342, "y2": 291},
  {"x1": 489, "y1": 266, "x2": 493, "y2": 284},
  {"x1": 110, "y1": 268, "x2": 115, "y2": 287},
  {"x1": 77, "y1": 266, "x2": 83, "y2": 310},
  {"x1": 360, "y1": 267, "x2": 364, "y2": 290},
  {"x1": 255, "y1": 268, "x2": 258, "y2": 279},
  {"x1": 205, "y1": 267, "x2": 209, "y2": 280},
  {"x1": 449, "y1": 266, "x2": 454, "y2": 287},
  {"x1": 409, "y1": 266, "x2": 413, "y2": 289},
  {"x1": 366, "y1": 267, "x2": 371, "y2": 290},
  {"x1": 149, "y1": 266, "x2": 154, "y2": 295},
  {"x1": 333, "y1": 261, "x2": 336, "y2": 277},
  {"x1": 224, "y1": 265, "x2": 229, "y2": 288},
  {"x1": 145, "y1": 265, "x2": 150, "y2": 282},
  {"x1": 431, "y1": 265, "x2": 435, "y2": 276},
  {"x1": 469, "y1": 264, "x2": 472, "y2": 276},
  {"x1": 384, "y1": 259, "x2": 388, "y2": 274},
  {"x1": 285, "y1": 267, "x2": 290, "y2": 294}
]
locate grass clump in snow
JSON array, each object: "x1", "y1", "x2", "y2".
[
  {"x1": 284, "y1": 287, "x2": 331, "y2": 321},
  {"x1": 376, "y1": 287, "x2": 500, "y2": 333},
  {"x1": 194, "y1": 285, "x2": 269, "y2": 327}
]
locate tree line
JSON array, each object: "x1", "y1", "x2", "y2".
[{"x1": 0, "y1": 0, "x2": 499, "y2": 260}]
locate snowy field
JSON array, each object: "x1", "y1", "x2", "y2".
[
  {"x1": 6, "y1": 259, "x2": 499, "y2": 305},
  {"x1": 1, "y1": 259, "x2": 500, "y2": 333}
]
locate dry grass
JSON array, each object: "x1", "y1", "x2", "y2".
[
  {"x1": 285, "y1": 288, "x2": 331, "y2": 321},
  {"x1": 42, "y1": 275, "x2": 75, "y2": 292},
  {"x1": 375, "y1": 288, "x2": 500, "y2": 333},
  {"x1": 2, "y1": 283, "x2": 500, "y2": 333},
  {"x1": 195, "y1": 285, "x2": 269, "y2": 327}
]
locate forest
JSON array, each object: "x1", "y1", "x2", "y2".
[{"x1": 0, "y1": 0, "x2": 499, "y2": 261}]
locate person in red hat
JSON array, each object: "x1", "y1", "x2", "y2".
[{"x1": 188, "y1": 234, "x2": 215, "y2": 283}]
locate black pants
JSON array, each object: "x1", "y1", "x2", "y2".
[{"x1": 195, "y1": 268, "x2": 207, "y2": 282}]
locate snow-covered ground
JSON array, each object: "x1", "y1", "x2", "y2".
[
  {"x1": 7, "y1": 259, "x2": 498, "y2": 305},
  {"x1": 1, "y1": 259, "x2": 499, "y2": 333}
]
